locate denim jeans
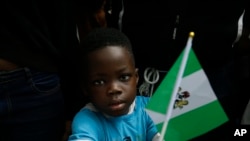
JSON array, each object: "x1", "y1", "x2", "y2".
[{"x1": 0, "y1": 68, "x2": 64, "y2": 141}]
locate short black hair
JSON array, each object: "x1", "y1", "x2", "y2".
[
  {"x1": 80, "y1": 27, "x2": 134, "y2": 64},
  {"x1": 78, "y1": 28, "x2": 135, "y2": 85}
]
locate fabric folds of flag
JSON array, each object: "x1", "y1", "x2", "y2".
[{"x1": 145, "y1": 33, "x2": 228, "y2": 141}]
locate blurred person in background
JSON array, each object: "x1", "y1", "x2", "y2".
[{"x1": 0, "y1": 0, "x2": 80, "y2": 141}]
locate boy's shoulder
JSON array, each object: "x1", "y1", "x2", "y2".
[
  {"x1": 76, "y1": 103, "x2": 99, "y2": 116},
  {"x1": 71, "y1": 103, "x2": 104, "y2": 132},
  {"x1": 72, "y1": 103, "x2": 101, "y2": 124}
]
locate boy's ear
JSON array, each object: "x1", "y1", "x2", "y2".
[
  {"x1": 82, "y1": 87, "x2": 91, "y2": 101},
  {"x1": 135, "y1": 68, "x2": 139, "y2": 84},
  {"x1": 81, "y1": 84, "x2": 89, "y2": 97}
]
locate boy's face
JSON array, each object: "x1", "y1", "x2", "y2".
[{"x1": 85, "y1": 46, "x2": 139, "y2": 117}]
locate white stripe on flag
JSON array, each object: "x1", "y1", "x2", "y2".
[{"x1": 171, "y1": 69, "x2": 217, "y2": 118}]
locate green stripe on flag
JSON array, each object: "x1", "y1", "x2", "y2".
[
  {"x1": 183, "y1": 49, "x2": 201, "y2": 77},
  {"x1": 146, "y1": 50, "x2": 182, "y2": 114}
]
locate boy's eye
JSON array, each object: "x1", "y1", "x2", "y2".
[
  {"x1": 92, "y1": 80, "x2": 105, "y2": 86},
  {"x1": 120, "y1": 74, "x2": 131, "y2": 81}
]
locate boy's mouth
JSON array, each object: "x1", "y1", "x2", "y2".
[{"x1": 109, "y1": 101, "x2": 125, "y2": 110}]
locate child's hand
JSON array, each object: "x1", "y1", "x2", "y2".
[{"x1": 62, "y1": 120, "x2": 72, "y2": 141}]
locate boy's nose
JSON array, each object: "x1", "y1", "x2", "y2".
[{"x1": 107, "y1": 81, "x2": 122, "y2": 95}]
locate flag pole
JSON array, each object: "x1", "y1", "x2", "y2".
[{"x1": 159, "y1": 32, "x2": 195, "y2": 141}]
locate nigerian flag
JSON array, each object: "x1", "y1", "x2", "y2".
[{"x1": 145, "y1": 32, "x2": 228, "y2": 141}]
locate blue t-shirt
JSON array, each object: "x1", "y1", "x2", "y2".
[{"x1": 68, "y1": 96, "x2": 158, "y2": 141}]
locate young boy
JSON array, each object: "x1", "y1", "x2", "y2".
[{"x1": 68, "y1": 28, "x2": 160, "y2": 141}]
